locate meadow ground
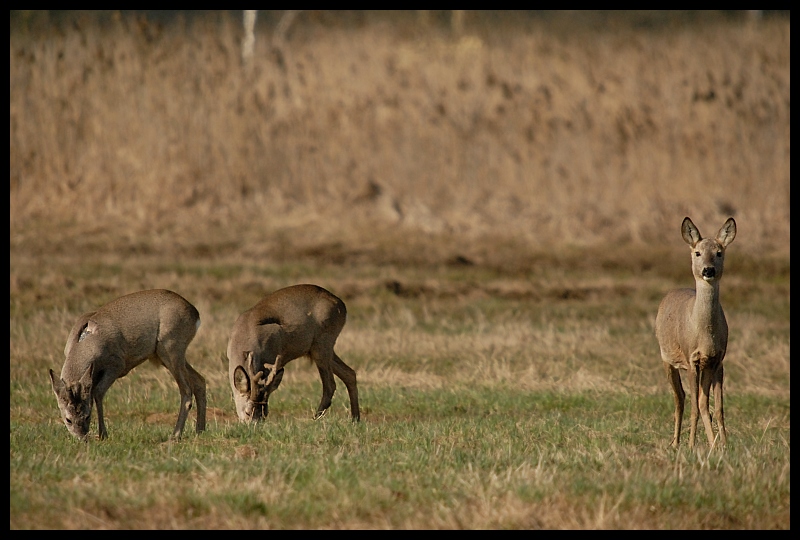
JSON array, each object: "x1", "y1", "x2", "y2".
[{"x1": 10, "y1": 10, "x2": 789, "y2": 529}]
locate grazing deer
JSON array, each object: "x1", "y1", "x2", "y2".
[
  {"x1": 49, "y1": 289, "x2": 206, "y2": 440},
  {"x1": 227, "y1": 284, "x2": 360, "y2": 422},
  {"x1": 655, "y1": 217, "x2": 737, "y2": 449}
]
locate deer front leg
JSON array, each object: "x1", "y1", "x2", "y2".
[
  {"x1": 665, "y1": 363, "x2": 685, "y2": 449},
  {"x1": 94, "y1": 393, "x2": 108, "y2": 440},
  {"x1": 713, "y1": 364, "x2": 727, "y2": 447},
  {"x1": 92, "y1": 371, "x2": 119, "y2": 440},
  {"x1": 698, "y1": 366, "x2": 716, "y2": 447},
  {"x1": 697, "y1": 369, "x2": 714, "y2": 446},
  {"x1": 686, "y1": 363, "x2": 701, "y2": 449}
]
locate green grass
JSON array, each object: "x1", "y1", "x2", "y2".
[
  {"x1": 12, "y1": 257, "x2": 789, "y2": 533},
  {"x1": 10, "y1": 255, "x2": 790, "y2": 528},
  {"x1": 11, "y1": 383, "x2": 789, "y2": 529}
]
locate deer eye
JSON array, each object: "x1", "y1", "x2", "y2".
[
  {"x1": 65, "y1": 418, "x2": 73, "y2": 425},
  {"x1": 716, "y1": 251, "x2": 722, "y2": 257},
  {"x1": 694, "y1": 252, "x2": 701, "y2": 257}
]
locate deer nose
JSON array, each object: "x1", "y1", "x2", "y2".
[
  {"x1": 249, "y1": 403, "x2": 268, "y2": 421},
  {"x1": 702, "y1": 267, "x2": 716, "y2": 279}
]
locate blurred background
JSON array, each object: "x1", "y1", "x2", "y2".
[{"x1": 9, "y1": 10, "x2": 790, "y2": 264}]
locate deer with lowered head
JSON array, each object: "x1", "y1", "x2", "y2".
[
  {"x1": 227, "y1": 284, "x2": 360, "y2": 422},
  {"x1": 49, "y1": 289, "x2": 206, "y2": 440},
  {"x1": 655, "y1": 217, "x2": 737, "y2": 449}
]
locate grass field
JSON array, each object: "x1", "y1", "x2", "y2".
[
  {"x1": 10, "y1": 10, "x2": 790, "y2": 529},
  {"x1": 9, "y1": 247, "x2": 790, "y2": 529}
]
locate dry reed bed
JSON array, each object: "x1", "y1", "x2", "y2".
[{"x1": 9, "y1": 11, "x2": 790, "y2": 259}]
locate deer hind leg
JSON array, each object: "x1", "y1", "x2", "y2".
[
  {"x1": 712, "y1": 364, "x2": 726, "y2": 446},
  {"x1": 331, "y1": 352, "x2": 360, "y2": 421},
  {"x1": 156, "y1": 342, "x2": 195, "y2": 439},
  {"x1": 665, "y1": 363, "x2": 685, "y2": 449},
  {"x1": 311, "y1": 347, "x2": 337, "y2": 420},
  {"x1": 185, "y1": 363, "x2": 207, "y2": 432}
]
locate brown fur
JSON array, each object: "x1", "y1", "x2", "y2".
[
  {"x1": 50, "y1": 289, "x2": 206, "y2": 439},
  {"x1": 655, "y1": 217, "x2": 736, "y2": 449},
  {"x1": 227, "y1": 284, "x2": 359, "y2": 422}
]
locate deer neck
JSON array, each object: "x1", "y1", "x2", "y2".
[{"x1": 691, "y1": 278, "x2": 722, "y2": 332}]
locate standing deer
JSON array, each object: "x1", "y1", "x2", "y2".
[
  {"x1": 227, "y1": 284, "x2": 360, "y2": 422},
  {"x1": 49, "y1": 289, "x2": 206, "y2": 440},
  {"x1": 655, "y1": 217, "x2": 737, "y2": 449}
]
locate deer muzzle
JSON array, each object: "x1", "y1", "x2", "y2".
[{"x1": 702, "y1": 267, "x2": 717, "y2": 280}]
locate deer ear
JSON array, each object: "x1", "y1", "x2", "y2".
[
  {"x1": 78, "y1": 364, "x2": 93, "y2": 385},
  {"x1": 681, "y1": 217, "x2": 702, "y2": 246},
  {"x1": 233, "y1": 366, "x2": 251, "y2": 395},
  {"x1": 717, "y1": 218, "x2": 737, "y2": 248},
  {"x1": 77, "y1": 364, "x2": 94, "y2": 399},
  {"x1": 49, "y1": 369, "x2": 66, "y2": 396}
]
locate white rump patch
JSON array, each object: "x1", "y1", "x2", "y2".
[{"x1": 78, "y1": 327, "x2": 92, "y2": 342}]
